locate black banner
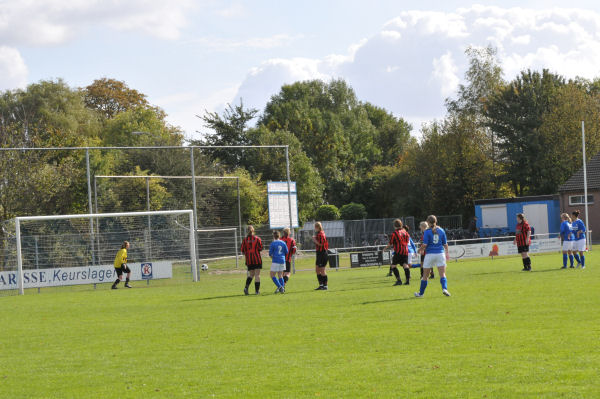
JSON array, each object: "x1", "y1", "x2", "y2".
[{"x1": 350, "y1": 250, "x2": 391, "y2": 268}]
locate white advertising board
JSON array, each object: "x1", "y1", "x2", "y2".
[
  {"x1": 448, "y1": 237, "x2": 561, "y2": 260},
  {"x1": 0, "y1": 261, "x2": 173, "y2": 291},
  {"x1": 268, "y1": 181, "x2": 299, "y2": 229}
]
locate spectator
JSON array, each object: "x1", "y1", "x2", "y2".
[{"x1": 467, "y1": 216, "x2": 479, "y2": 238}]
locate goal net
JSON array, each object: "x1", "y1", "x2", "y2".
[{"x1": 1, "y1": 210, "x2": 196, "y2": 295}]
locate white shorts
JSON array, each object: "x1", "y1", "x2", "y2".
[
  {"x1": 562, "y1": 241, "x2": 573, "y2": 252},
  {"x1": 423, "y1": 253, "x2": 446, "y2": 269},
  {"x1": 573, "y1": 239, "x2": 587, "y2": 252},
  {"x1": 270, "y1": 262, "x2": 285, "y2": 272}
]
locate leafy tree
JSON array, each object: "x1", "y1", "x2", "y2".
[
  {"x1": 486, "y1": 69, "x2": 565, "y2": 195},
  {"x1": 315, "y1": 204, "x2": 340, "y2": 221},
  {"x1": 83, "y1": 78, "x2": 151, "y2": 119},
  {"x1": 340, "y1": 203, "x2": 367, "y2": 220},
  {"x1": 195, "y1": 100, "x2": 258, "y2": 170},
  {"x1": 0, "y1": 80, "x2": 100, "y2": 219}
]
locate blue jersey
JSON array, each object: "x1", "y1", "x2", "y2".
[
  {"x1": 408, "y1": 237, "x2": 417, "y2": 254},
  {"x1": 422, "y1": 227, "x2": 447, "y2": 254},
  {"x1": 560, "y1": 221, "x2": 574, "y2": 241},
  {"x1": 269, "y1": 239, "x2": 288, "y2": 264},
  {"x1": 572, "y1": 219, "x2": 586, "y2": 240}
]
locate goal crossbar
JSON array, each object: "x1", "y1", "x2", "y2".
[{"x1": 14, "y1": 210, "x2": 197, "y2": 294}]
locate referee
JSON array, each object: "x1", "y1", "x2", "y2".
[{"x1": 112, "y1": 241, "x2": 132, "y2": 289}]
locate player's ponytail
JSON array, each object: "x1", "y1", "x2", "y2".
[
  {"x1": 247, "y1": 225, "x2": 255, "y2": 237},
  {"x1": 393, "y1": 219, "x2": 403, "y2": 229},
  {"x1": 427, "y1": 215, "x2": 437, "y2": 234}
]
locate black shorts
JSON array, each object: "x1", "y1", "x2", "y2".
[
  {"x1": 517, "y1": 245, "x2": 530, "y2": 253},
  {"x1": 285, "y1": 261, "x2": 291, "y2": 273},
  {"x1": 246, "y1": 263, "x2": 262, "y2": 271},
  {"x1": 115, "y1": 264, "x2": 131, "y2": 276},
  {"x1": 316, "y1": 251, "x2": 329, "y2": 268},
  {"x1": 392, "y1": 253, "x2": 408, "y2": 266}
]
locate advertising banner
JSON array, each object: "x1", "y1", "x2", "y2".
[{"x1": 0, "y1": 261, "x2": 173, "y2": 291}]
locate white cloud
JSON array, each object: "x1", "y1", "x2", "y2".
[
  {"x1": 0, "y1": 46, "x2": 28, "y2": 91},
  {"x1": 187, "y1": 34, "x2": 304, "y2": 51},
  {"x1": 214, "y1": 2, "x2": 245, "y2": 18},
  {"x1": 153, "y1": 85, "x2": 240, "y2": 141},
  {"x1": 0, "y1": 0, "x2": 194, "y2": 45},
  {"x1": 230, "y1": 5, "x2": 600, "y2": 132}
]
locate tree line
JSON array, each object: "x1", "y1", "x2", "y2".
[{"x1": 2, "y1": 46, "x2": 600, "y2": 227}]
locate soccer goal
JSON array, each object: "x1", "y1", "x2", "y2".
[{"x1": 1, "y1": 210, "x2": 197, "y2": 295}]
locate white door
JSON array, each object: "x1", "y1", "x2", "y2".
[{"x1": 522, "y1": 204, "x2": 548, "y2": 235}]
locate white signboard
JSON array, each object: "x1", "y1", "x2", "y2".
[
  {"x1": 0, "y1": 261, "x2": 173, "y2": 291},
  {"x1": 267, "y1": 181, "x2": 299, "y2": 229},
  {"x1": 447, "y1": 237, "x2": 561, "y2": 260}
]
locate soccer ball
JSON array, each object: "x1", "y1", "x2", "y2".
[{"x1": 201, "y1": 263, "x2": 209, "y2": 271}]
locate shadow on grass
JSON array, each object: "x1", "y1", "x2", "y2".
[
  {"x1": 361, "y1": 296, "x2": 421, "y2": 305},
  {"x1": 182, "y1": 280, "x2": 402, "y2": 302}
]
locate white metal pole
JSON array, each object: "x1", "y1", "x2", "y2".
[
  {"x1": 189, "y1": 211, "x2": 198, "y2": 282},
  {"x1": 237, "y1": 177, "x2": 242, "y2": 243},
  {"x1": 190, "y1": 148, "x2": 199, "y2": 275},
  {"x1": 234, "y1": 230, "x2": 239, "y2": 269},
  {"x1": 582, "y1": 121, "x2": 590, "y2": 248},
  {"x1": 285, "y1": 146, "x2": 293, "y2": 234},
  {"x1": 15, "y1": 218, "x2": 24, "y2": 295},
  {"x1": 86, "y1": 148, "x2": 96, "y2": 266}
]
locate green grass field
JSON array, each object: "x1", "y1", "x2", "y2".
[{"x1": 1, "y1": 252, "x2": 599, "y2": 398}]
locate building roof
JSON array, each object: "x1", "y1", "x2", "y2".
[
  {"x1": 558, "y1": 152, "x2": 600, "y2": 192},
  {"x1": 474, "y1": 195, "x2": 558, "y2": 206}
]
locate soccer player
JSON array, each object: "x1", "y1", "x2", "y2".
[
  {"x1": 281, "y1": 227, "x2": 297, "y2": 286},
  {"x1": 312, "y1": 222, "x2": 329, "y2": 290},
  {"x1": 559, "y1": 213, "x2": 575, "y2": 269},
  {"x1": 415, "y1": 215, "x2": 450, "y2": 298},
  {"x1": 241, "y1": 225, "x2": 263, "y2": 295},
  {"x1": 269, "y1": 231, "x2": 288, "y2": 293},
  {"x1": 514, "y1": 213, "x2": 532, "y2": 271},
  {"x1": 404, "y1": 225, "x2": 418, "y2": 271},
  {"x1": 571, "y1": 210, "x2": 587, "y2": 268},
  {"x1": 418, "y1": 221, "x2": 434, "y2": 279},
  {"x1": 112, "y1": 241, "x2": 132, "y2": 289},
  {"x1": 384, "y1": 219, "x2": 411, "y2": 286}
]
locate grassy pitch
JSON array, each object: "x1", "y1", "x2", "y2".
[{"x1": 1, "y1": 252, "x2": 598, "y2": 398}]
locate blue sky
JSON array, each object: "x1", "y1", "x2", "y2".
[{"x1": 3, "y1": 0, "x2": 600, "y2": 140}]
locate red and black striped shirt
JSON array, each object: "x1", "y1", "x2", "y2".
[
  {"x1": 281, "y1": 236, "x2": 297, "y2": 262},
  {"x1": 389, "y1": 229, "x2": 409, "y2": 255},
  {"x1": 241, "y1": 235, "x2": 263, "y2": 265},
  {"x1": 315, "y1": 230, "x2": 329, "y2": 252},
  {"x1": 515, "y1": 221, "x2": 531, "y2": 247}
]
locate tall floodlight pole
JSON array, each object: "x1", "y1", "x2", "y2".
[{"x1": 582, "y1": 121, "x2": 590, "y2": 248}]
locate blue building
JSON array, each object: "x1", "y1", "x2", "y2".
[{"x1": 474, "y1": 195, "x2": 561, "y2": 237}]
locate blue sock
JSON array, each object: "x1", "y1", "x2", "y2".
[
  {"x1": 574, "y1": 254, "x2": 581, "y2": 264},
  {"x1": 278, "y1": 277, "x2": 285, "y2": 287},
  {"x1": 272, "y1": 277, "x2": 281, "y2": 288},
  {"x1": 569, "y1": 255, "x2": 574, "y2": 266},
  {"x1": 581, "y1": 255, "x2": 585, "y2": 266},
  {"x1": 419, "y1": 280, "x2": 428, "y2": 295},
  {"x1": 562, "y1": 254, "x2": 568, "y2": 267},
  {"x1": 440, "y1": 277, "x2": 448, "y2": 290}
]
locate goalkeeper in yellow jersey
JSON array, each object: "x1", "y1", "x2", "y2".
[{"x1": 112, "y1": 241, "x2": 132, "y2": 289}]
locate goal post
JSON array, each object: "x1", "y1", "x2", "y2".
[{"x1": 9, "y1": 210, "x2": 196, "y2": 295}]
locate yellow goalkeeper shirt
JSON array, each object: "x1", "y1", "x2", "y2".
[{"x1": 114, "y1": 248, "x2": 128, "y2": 268}]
